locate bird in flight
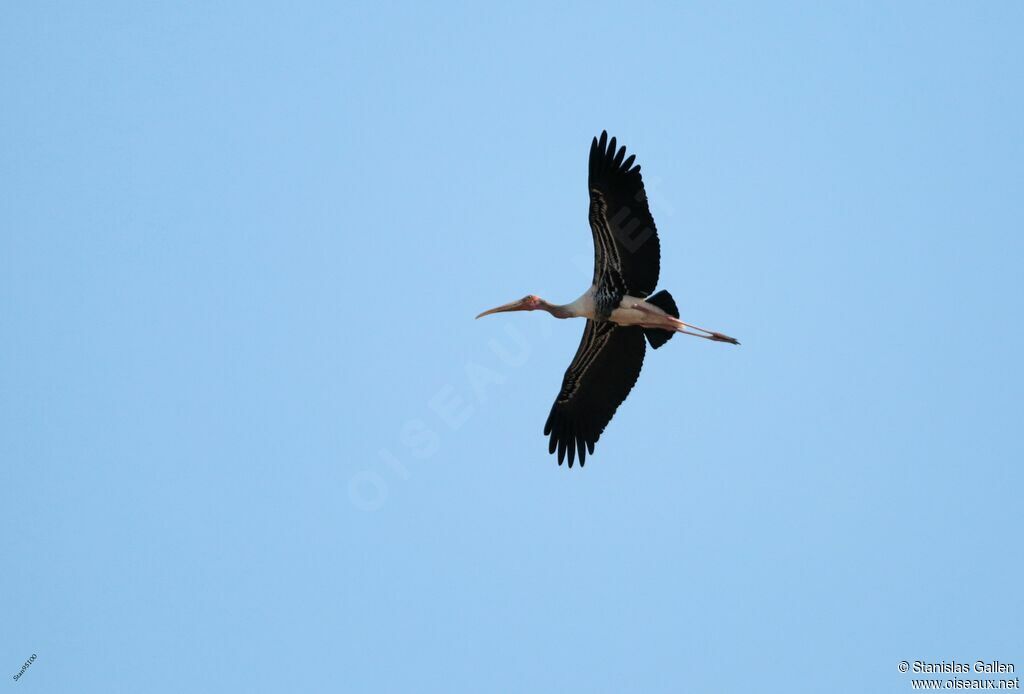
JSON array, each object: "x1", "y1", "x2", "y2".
[{"x1": 477, "y1": 131, "x2": 738, "y2": 467}]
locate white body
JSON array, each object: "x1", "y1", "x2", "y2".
[{"x1": 565, "y1": 287, "x2": 672, "y2": 329}]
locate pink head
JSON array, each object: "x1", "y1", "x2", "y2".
[{"x1": 475, "y1": 294, "x2": 545, "y2": 319}]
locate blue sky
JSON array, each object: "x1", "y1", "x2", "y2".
[{"x1": 2, "y1": 2, "x2": 1022, "y2": 692}]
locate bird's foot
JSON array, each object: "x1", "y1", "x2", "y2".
[{"x1": 667, "y1": 316, "x2": 740, "y2": 345}]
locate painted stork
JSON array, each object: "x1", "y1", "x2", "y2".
[{"x1": 476, "y1": 131, "x2": 738, "y2": 467}]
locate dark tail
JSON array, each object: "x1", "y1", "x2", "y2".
[{"x1": 643, "y1": 290, "x2": 678, "y2": 349}]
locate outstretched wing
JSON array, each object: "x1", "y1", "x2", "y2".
[
  {"x1": 543, "y1": 320, "x2": 646, "y2": 467},
  {"x1": 588, "y1": 131, "x2": 661, "y2": 298}
]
